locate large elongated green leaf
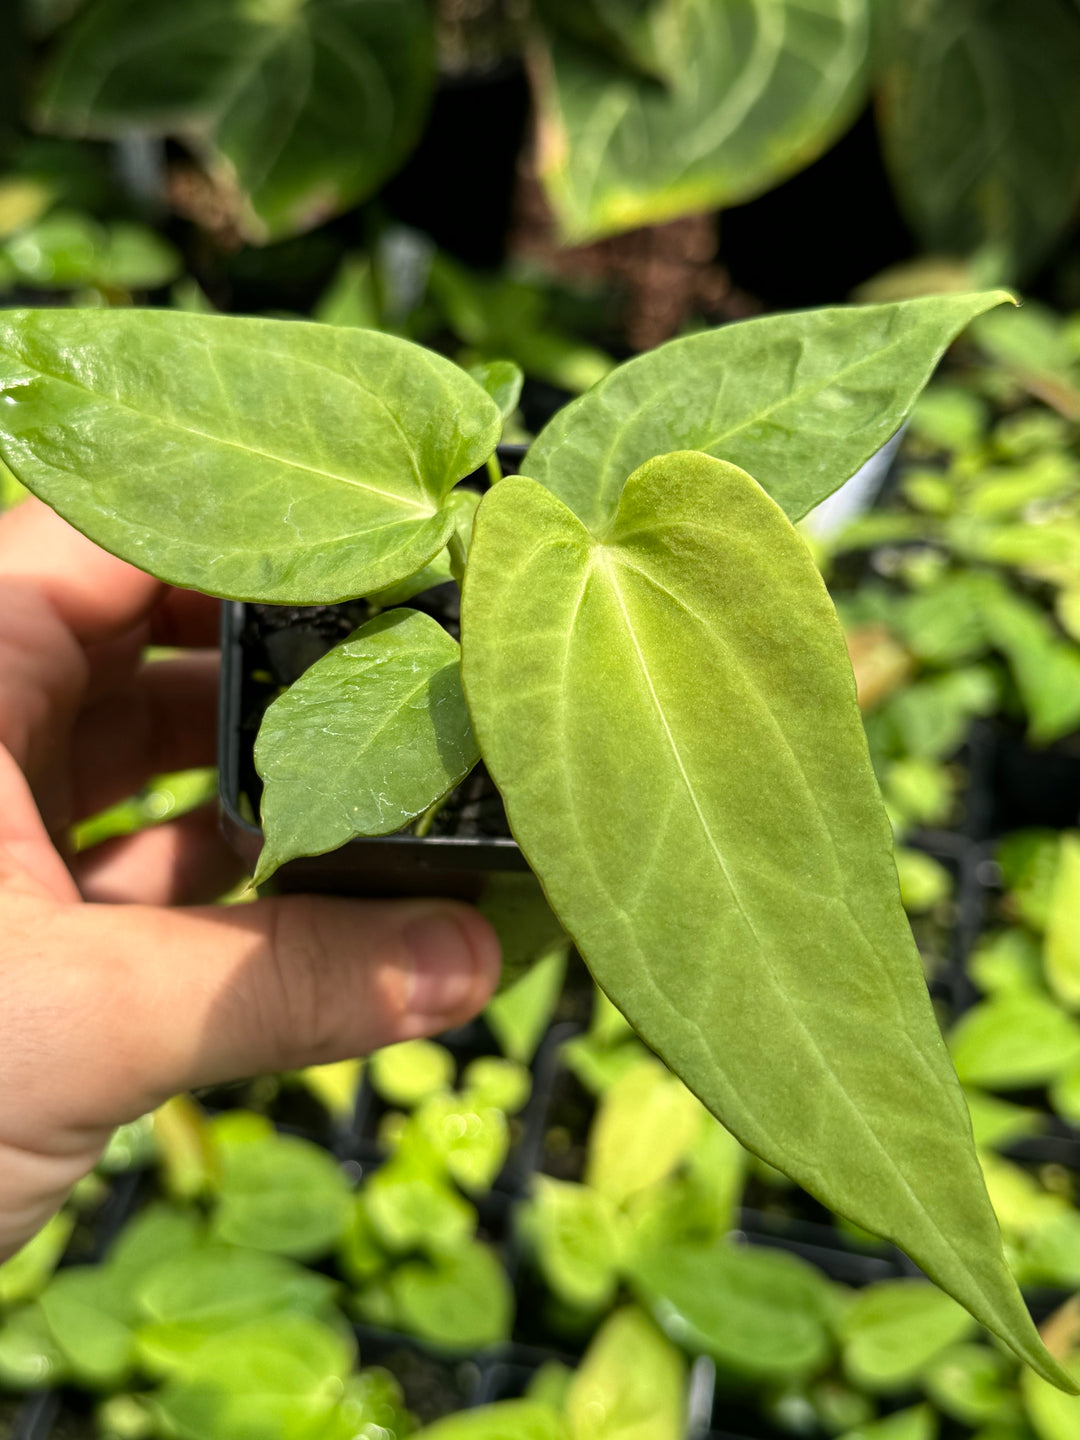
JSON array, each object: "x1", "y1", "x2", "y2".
[
  {"x1": 521, "y1": 293, "x2": 1011, "y2": 530},
  {"x1": 461, "y1": 453, "x2": 1069, "y2": 1386},
  {"x1": 876, "y1": 0, "x2": 1080, "y2": 280},
  {"x1": 0, "y1": 310, "x2": 500, "y2": 603},
  {"x1": 37, "y1": 0, "x2": 434, "y2": 241},
  {"x1": 532, "y1": 0, "x2": 870, "y2": 242},
  {"x1": 253, "y1": 610, "x2": 478, "y2": 883}
]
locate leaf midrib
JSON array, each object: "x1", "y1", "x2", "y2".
[{"x1": 588, "y1": 543, "x2": 1005, "y2": 1332}]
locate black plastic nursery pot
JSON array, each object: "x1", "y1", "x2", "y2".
[{"x1": 218, "y1": 445, "x2": 532, "y2": 901}]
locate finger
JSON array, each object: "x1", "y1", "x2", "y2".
[
  {"x1": 0, "y1": 744, "x2": 80, "y2": 903},
  {"x1": 71, "y1": 807, "x2": 244, "y2": 906},
  {"x1": 0, "y1": 498, "x2": 164, "y2": 645},
  {"x1": 69, "y1": 654, "x2": 219, "y2": 822},
  {"x1": 9, "y1": 896, "x2": 501, "y2": 1142},
  {"x1": 151, "y1": 590, "x2": 221, "y2": 649}
]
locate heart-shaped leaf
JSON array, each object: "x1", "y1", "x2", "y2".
[
  {"x1": 461, "y1": 452, "x2": 1069, "y2": 1386},
  {"x1": 565, "y1": 1306, "x2": 685, "y2": 1440},
  {"x1": 521, "y1": 292, "x2": 1012, "y2": 528},
  {"x1": 877, "y1": 0, "x2": 1080, "y2": 279},
  {"x1": 0, "y1": 310, "x2": 500, "y2": 603},
  {"x1": 37, "y1": 0, "x2": 435, "y2": 242},
  {"x1": 254, "y1": 609, "x2": 479, "y2": 882},
  {"x1": 532, "y1": 0, "x2": 871, "y2": 241}
]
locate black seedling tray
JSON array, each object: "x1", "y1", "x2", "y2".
[{"x1": 217, "y1": 445, "x2": 530, "y2": 900}]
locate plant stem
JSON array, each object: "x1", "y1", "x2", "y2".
[
  {"x1": 414, "y1": 792, "x2": 451, "y2": 837},
  {"x1": 486, "y1": 452, "x2": 503, "y2": 486}
]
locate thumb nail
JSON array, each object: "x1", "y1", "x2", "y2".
[{"x1": 404, "y1": 913, "x2": 479, "y2": 1017}]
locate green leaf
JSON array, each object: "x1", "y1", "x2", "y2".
[
  {"x1": 388, "y1": 1240, "x2": 513, "y2": 1351},
  {"x1": 210, "y1": 1132, "x2": 352, "y2": 1259},
  {"x1": 462, "y1": 452, "x2": 1069, "y2": 1386},
  {"x1": 37, "y1": 0, "x2": 435, "y2": 242},
  {"x1": 877, "y1": 0, "x2": 1080, "y2": 279},
  {"x1": 254, "y1": 610, "x2": 478, "y2": 881},
  {"x1": 413, "y1": 1401, "x2": 569, "y2": 1440},
  {"x1": 963, "y1": 1088, "x2": 1044, "y2": 1151},
  {"x1": 529, "y1": 1176, "x2": 626, "y2": 1312},
  {"x1": 585, "y1": 1058, "x2": 702, "y2": 1207},
  {"x1": 0, "y1": 210, "x2": 180, "y2": 291},
  {"x1": 837, "y1": 1406, "x2": 939, "y2": 1440},
  {"x1": 0, "y1": 1211, "x2": 75, "y2": 1305},
  {"x1": 362, "y1": 1146, "x2": 476, "y2": 1257},
  {"x1": 478, "y1": 873, "x2": 570, "y2": 992},
  {"x1": 467, "y1": 360, "x2": 523, "y2": 422},
  {"x1": 565, "y1": 1306, "x2": 685, "y2": 1440},
  {"x1": 949, "y1": 992, "x2": 1080, "y2": 1090},
  {"x1": 461, "y1": 1056, "x2": 532, "y2": 1115},
  {"x1": 1046, "y1": 833, "x2": 1080, "y2": 1011},
  {"x1": 839, "y1": 1280, "x2": 975, "y2": 1392},
  {"x1": 134, "y1": 1246, "x2": 335, "y2": 1335},
  {"x1": 1022, "y1": 1356, "x2": 1080, "y2": 1440},
  {"x1": 923, "y1": 1342, "x2": 1021, "y2": 1428},
  {"x1": 38, "y1": 1267, "x2": 136, "y2": 1387},
  {"x1": 485, "y1": 943, "x2": 568, "y2": 1064},
  {"x1": 520, "y1": 293, "x2": 1013, "y2": 529},
  {"x1": 413, "y1": 1093, "x2": 510, "y2": 1195},
  {"x1": 0, "y1": 1303, "x2": 70, "y2": 1390},
  {"x1": 533, "y1": 0, "x2": 870, "y2": 241},
  {"x1": 150, "y1": 1314, "x2": 355, "y2": 1440},
  {"x1": 368, "y1": 1040, "x2": 455, "y2": 1109},
  {"x1": 0, "y1": 310, "x2": 500, "y2": 603},
  {"x1": 535, "y1": 0, "x2": 686, "y2": 82},
  {"x1": 629, "y1": 1240, "x2": 834, "y2": 1379}
]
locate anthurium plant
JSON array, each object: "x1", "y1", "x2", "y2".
[{"x1": 0, "y1": 293, "x2": 1072, "y2": 1390}]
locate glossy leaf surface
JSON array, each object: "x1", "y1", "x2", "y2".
[
  {"x1": 522, "y1": 293, "x2": 1011, "y2": 529},
  {"x1": 254, "y1": 610, "x2": 478, "y2": 882},
  {"x1": 37, "y1": 0, "x2": 435, "y2": 241},
  {"x1": 462, "y1": 453, "x2": 1067, "y2": 1384},
  {"x1": 877, "y1": 0, "x2": 1080, "y2": 279},
  {"x1": 532, "y1": 0, "x2": 870, "y2": 241},
  {"x1": 0, "y1": 311, "x2": 500, "y2": 603}
]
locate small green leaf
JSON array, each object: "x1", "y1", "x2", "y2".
[
  {"x1": 837, "y1": 1406, "x2": 939, "y2": 1440},
  {"x1": 39, "y1": 1267, "x2": 136, "y2": 1387},
  {"x1": 479, "y1": 873, "x2": 570, "y2": 992},
  {"x1": 840, "y1": 1280, "x2": 976, "y2": 1392},
  {"x1": 0, "y1": 1211, "x2": 75, "y2": 1305},
  {"x1": 923, "y1": 1342, "x2": 1021, "y2": 1427},
  {"x1": 521, "y1": 293, "x2": 1013, "y2": 528},
  {"x1": 0, "y1": 1302, "x2": 70, "y2": 1390},
  {"x1": 363, "y1": 1147, "x2": 476, "y2": 1257},
  {"x1": 1022, "y1": 1355, "x2": 1080, "y2": 1440},
  {"x1": 134, "y1": 1246, "x2": 335, "y2": 1335},
  {"x1": 485, "y1": 943, "x2": 568, "y2": 1064},
  {"x1": 369, "y1": 1040, "x2": 455, "y2": 1109},
  {"x1": 529, "y1": 1175, "x2": 625, "y2": 1312},
  {"x1": 462, "y1": 453, "x2": 1069, "y2": 1385},
  {"x1": 565, "y1": 1306, "x2": 685, "y2": 1440},
  {"x1": 533, "y1": 0, "x2": 870, "y2": 241},
  {"x1": 949, "y1": 992, "x2": 1080, "y2": 1090},
  {"x1": 254, "y1": 609, "x2": 479, "y2": 882},
  {"x1": 210, "y1": 1132, "x2": 352, "y2": 1259},
  {"x1": 468, "y1": 360, "x2": 523, "y2": 421},
  {"x1": 585, "y1": 1058, "x2": 702, "y2": 1208},
  {"x1": 0, "y1": 310, "x2": 500, "y2": 603},
  {"x1": 461, "y1": 1056, "x2": 532, "y2": 1115},
  {"x1": 1046, "y1": 833, "x2": 1080, "y2": 1011},
  {"x1": 412, "y1": 1400, "x2": 569, "y2": 1440},
  {"x1": 389, "y1": 1240, "x2": 513, "y2": 1351},
  {"x1": 413, "y1": 1093, "x2": 510, "y2": 1195},
  {"x1": 629, "y1": 1240, "x2": 834, "y2": 1380}
]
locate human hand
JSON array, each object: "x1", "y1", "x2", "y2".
[{"x1": 0, "y1": 499, "x2": 501, "y2": 1261}]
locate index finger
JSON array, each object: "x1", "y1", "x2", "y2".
[{"x1": 0, "y1": 498, "x2": 217, "y2": 647}]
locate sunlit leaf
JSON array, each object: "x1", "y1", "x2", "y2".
[
  {"x1": 462, "y1": 452, "x2": 1067, "y2": 1384},
  {"x1": 840, "y1": 1280, "x2": 975, "y2": 1392},
  {"x1": 565, "y1": 1306, "x2": 685, "y2": 1440},
  {"x1": 0, "y1": 310, "x2": 500, "y2": 603},
  {"x1": 521, "y1": 293, "x2": 1012, "y2": 529}
]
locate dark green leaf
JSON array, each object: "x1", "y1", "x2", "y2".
[
  {"x1": 533, "y1": 0, "x2": 870, "y2": 241},
  {"x1": 38, "y1": 0, "x2": 435, "y2": 242},
  {"x1": 254, "y1": 610, "x2": 478, "y2": 882},
  {"x1": 521, "y1": 293, "x2": 1012, "y2": 528},
  {"x1": 877, "y1": 0, "x2": 1080, "y2": 278},
  {"x1": 462, "y1": 453, "x2": 1068, "y2": 1385}
]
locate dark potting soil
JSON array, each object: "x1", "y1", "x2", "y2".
[
  {"x1": 356, "y1": 1342, "x2": 479, "y2": 1425},
  {"x1": 235, "y1": 583, "x2": 513, "y2": 845}
]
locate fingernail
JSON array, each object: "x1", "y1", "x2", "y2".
[{"x1": 404, "y1": 913, "x2": 478, "y2": 1016}]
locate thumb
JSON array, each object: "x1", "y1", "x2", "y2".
[{"x1": 36, "y1": 893, "x2": 502, "y2": 1132}]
